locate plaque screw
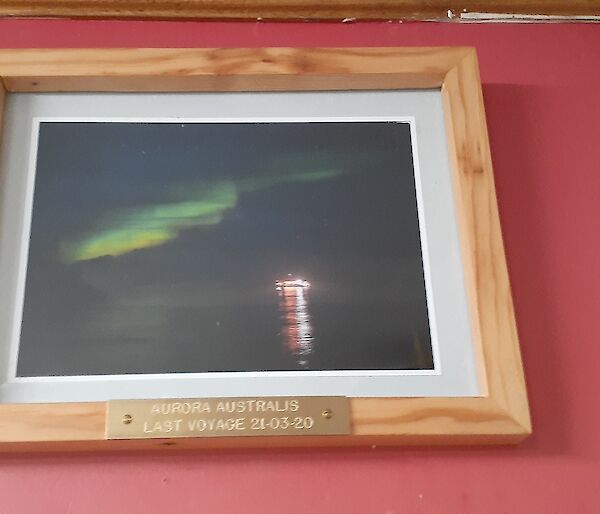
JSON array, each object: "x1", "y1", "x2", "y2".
[
  {"x1": 122, "y1": 414, "x2": 133, "y2": 425},
  {"x1": 322, "y1": 409, "x2": 333, "y2": 419}
]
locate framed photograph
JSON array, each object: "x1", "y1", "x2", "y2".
[{"x1": 0, "y1": 48, "x2": 530, "y2": 450}]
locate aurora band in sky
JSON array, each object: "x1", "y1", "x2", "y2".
[{"x1": 62, "y1": 168, "x2": 344, "y2": 263}]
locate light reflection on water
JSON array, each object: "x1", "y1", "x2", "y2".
[{"x1": 277, "y1": 286, "x2": 314, "y2": 368}]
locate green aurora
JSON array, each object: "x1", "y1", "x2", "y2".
[{"x1": 62, "y1": 167, "x2": 345, "y2": 263}]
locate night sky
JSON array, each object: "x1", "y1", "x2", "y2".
[{"x1": 18, "y1": 121, "x2": 433, "y2": 376}]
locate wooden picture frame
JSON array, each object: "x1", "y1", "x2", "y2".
[
  {"x1": 0, "y1": 48, "x2": 530, "y2": 451},
  {"x1": 0, "y1": 0, "x2": 593, "y2": 20}
]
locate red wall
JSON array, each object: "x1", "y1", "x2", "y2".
[{"x1": 0, "y1": 20, "x2": 599, "y2": 513}]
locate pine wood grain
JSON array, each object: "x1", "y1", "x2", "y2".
[
  {"x1": 0, "y1": 403, "x2": 106, "y2": 442},
  {"x1": 0, "y1": 48, "x2": 531, "y2": 449},
  {"x1": 441, "y1": 49, "x2": 530, "y2": 432},
  {"x1": 0, "y1": 0, "x2": 596, "y2": 20},
  {"x1": 0, "y1": 397, "x2": 527, "y2": 449},
  {"x1": 0, "y1": 47, "x2": 469, "y2": 92}
]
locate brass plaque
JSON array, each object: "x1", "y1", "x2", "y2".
[{"x1": 106, "y1": 396, "x2": 350, "y2": 439}]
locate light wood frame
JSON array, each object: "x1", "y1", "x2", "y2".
[{"x1": 0, "y1": 48, "x2": 530, "y2": 451}]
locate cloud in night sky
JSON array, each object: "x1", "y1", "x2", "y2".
[{"x1": 62, "y1": 167, "x2": 345, "y2": 262}]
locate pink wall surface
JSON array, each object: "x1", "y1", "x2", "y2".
[{"x1": 0, "y1": 20, "x2": 599, "y2": 513}]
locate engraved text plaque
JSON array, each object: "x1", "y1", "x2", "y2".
[{"x1": 106, "y1": 396, "x2": 350, "y2": 439}]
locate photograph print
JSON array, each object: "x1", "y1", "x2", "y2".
[{"x1": 17, "y1": 120, "x2": 434, "y2": 377}]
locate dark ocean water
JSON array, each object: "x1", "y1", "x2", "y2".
[{"x1": 17, "y1": 280, "x2": 433, "y2": 376}]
